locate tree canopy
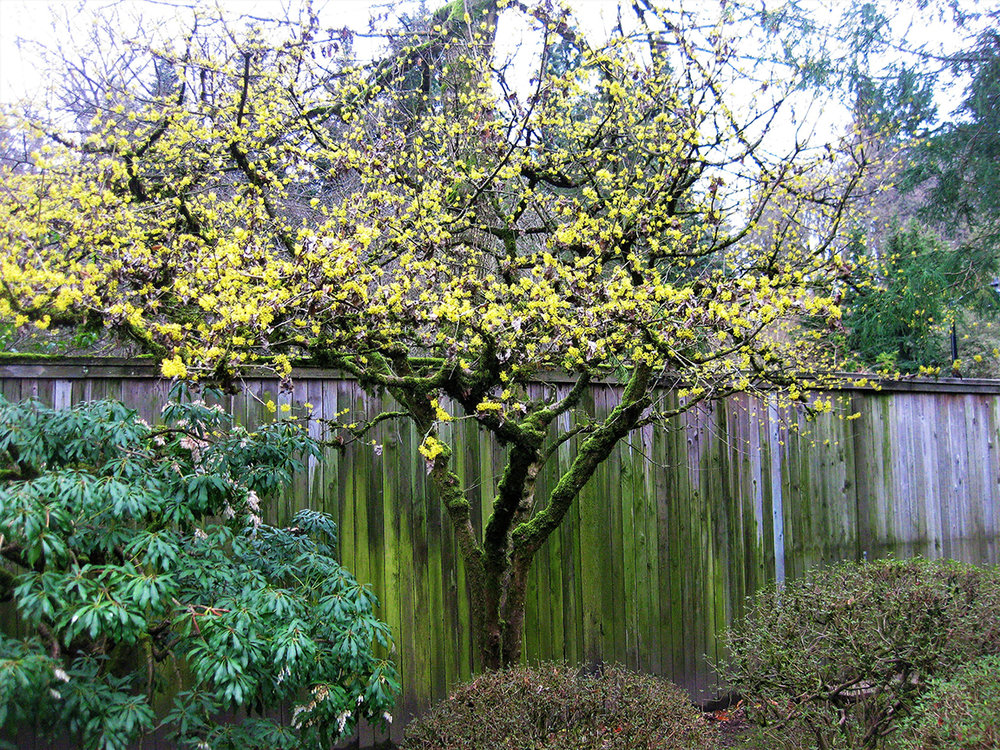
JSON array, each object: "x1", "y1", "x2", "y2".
[
  {"x1": 1, "y1": 0, "x2": 874, "y2": 667},
  {"x1": 843, "y1": 223, "x2": 952, "y2": 372}
]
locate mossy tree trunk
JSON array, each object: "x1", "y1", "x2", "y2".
[
  {"x1": 344, "y1": 355, "x2": 665, "y2": 670},
  {"x1": 422, "y1": 363, "x2": 655, "y2": 669}
]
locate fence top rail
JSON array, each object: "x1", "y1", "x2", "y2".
[{"x1": 3, "y1": 355, "x2": 1000, "y2": 395}]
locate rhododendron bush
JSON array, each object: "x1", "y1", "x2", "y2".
[
  {"x1": 0, "y1": 0, "x2": 872, "y2": 668},
  {"x1": 0, "y1": 388, "x2": 398, "y2": 749}
]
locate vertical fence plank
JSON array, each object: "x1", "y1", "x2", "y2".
[
  {"x1": 378, "y1": 394, "x2": 402, "y2": 719},
  {"x1": 621, "y1": 422, "x2": 640, "y2": 670},
  {"x1": 636, "y1": 420, "x2": 661, "y2": 676}
]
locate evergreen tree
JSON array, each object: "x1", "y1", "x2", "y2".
[
  {"x1": 902, "y1": 23, "x2": 1000, "y2": 270},
  {"x1": 844, "y1": 224, "x2": 952, "y2": 372}
]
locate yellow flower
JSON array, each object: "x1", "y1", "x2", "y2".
[
  {"x1": 419, "y1": 436, "x2": 445, "y2": 461},
  {"x1": 431, "y1": 398, "x2": 452, "y2": 422},
  {"x1": 160, "y1": 356, "x2": 187, "y2": 379},
  {"x1": 273, "y1": 354, "x2": 292, "y2": 378}
]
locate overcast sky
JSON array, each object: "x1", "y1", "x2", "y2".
[
  {"x1": 0, "y1": 0, "x2": 632, "y2": 103},
  {"x1": 0, "y1": 0, "x2": 974, "y2": 149},
  {"x1": 0, "y1": 1, "x2": 394, "y2": 103}
]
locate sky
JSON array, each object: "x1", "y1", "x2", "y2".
[
  {"x1": 0, "y1": 0, "x2": 797, "y2": 104},
  {"x1": 0, "y1": 0, "x2": 618, "y2": 101},
  {"x1": 0, "y1": 0, "x2": 977, "y2": 144},
  {"x1": 0, "y1": 0, "x2": 404, "y2": 103}
]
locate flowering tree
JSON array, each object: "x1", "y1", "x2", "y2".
[{"x1": 0, "y1": 0, "x2": 870, "y2": 668}]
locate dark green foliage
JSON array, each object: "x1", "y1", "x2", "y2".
[
  {"x1": 401, "y1": 662, "x2": 711, "y2": 750},
  {"x1": 843, "y1": 225, "x2": 954, "y2": 371},
  {"x1": 903, "y1": 24, "x2": 1000, "y2": 261},
  {"x1": 900, "y1": 654, "x2": 1000, "y2": 750},
  {"x1": 0, "y1": 387, "x2": 398, "y2": 750},
  {"x1": 723, "y1": 558, "x2": 1000, "y2": 750}
]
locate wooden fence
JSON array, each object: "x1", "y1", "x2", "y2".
[{"x1": 3, "y1": 357, "x2": 1000, "y2": 743}]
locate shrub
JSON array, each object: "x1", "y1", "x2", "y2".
[
  {"x1": 900, "y1": 654, "x2": 1000, "y2": 750},
  {"x1": 722, "y1": 558, "x2": 1000, "y2": 750},
  {"x1": 401, "y1": 662, "x2": 710, "y2": 750},
  {"x1": 0, "y1": 387, "x2": 398, "y2": 750}
]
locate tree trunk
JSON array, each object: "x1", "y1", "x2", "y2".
[
  {"x1": 479, "y1": 551, "x2": 507, "y2": 670},
  {"x1": 436, "y1": 366, "x2": 653, "y2": 671},
  {"x1": 500, "y1": 557, "x2": 531, "y2": 665},
  {"x1": 474, "y1": 551, "x2": 531, "y2": 669}
]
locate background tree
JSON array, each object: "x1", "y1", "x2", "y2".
[
  {"x1": 892, "y1": 9, "x2": 1000, "y2": 374},
  {"x1": 761, "y1": 0, "x2": 1000, "y2": 373},
  {"x1": 0, "y1": 389, "x2": 398, "y2": 750},
  {"x1": 901, "y1": 20, "x2": 1000, "y2": 280},
  {"x1": 1, "y1": 0, "x2": 871, "y2": 669},
  {"x1": 843, "y1": 224, "x2": 953, "y2": 372}
]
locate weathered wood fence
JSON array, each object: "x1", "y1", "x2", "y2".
[{"x1": 3, "y1": 357, "x2": 1000, "y2": 740}]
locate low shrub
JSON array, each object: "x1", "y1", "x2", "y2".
[
  {"x1": 722, "y1": 558, "x2": 1000, "y2": 749},
  {"x1": 401, "y1": 662, "x2": 710, "y2": 750},
  {"x1": 900, "y1": 654, "x2": 1000, "y2": 750}
]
